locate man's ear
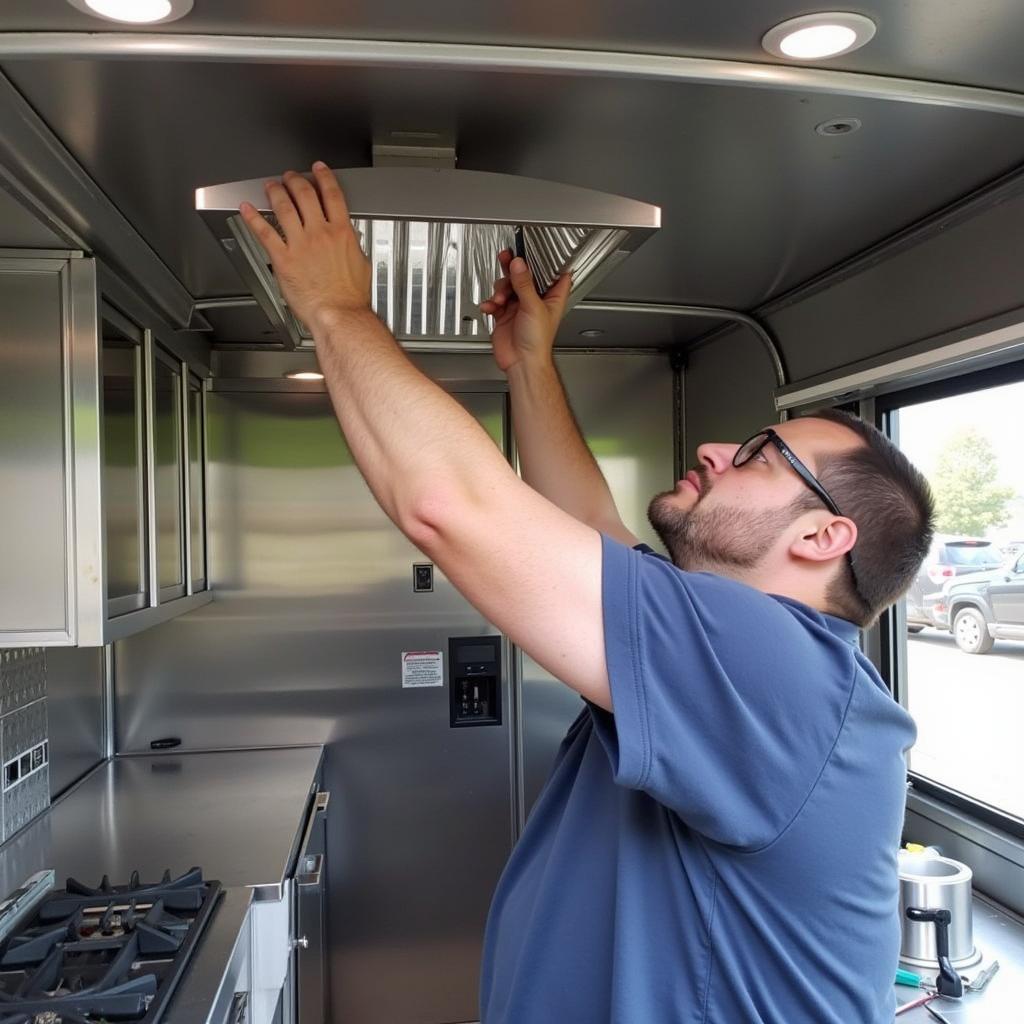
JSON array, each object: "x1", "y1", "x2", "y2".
[{"x1": 789, "y1": 515, "x2": 857, "y2": 564}]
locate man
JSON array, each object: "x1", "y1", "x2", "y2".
[{"x1": 241, "y1": 164, "x2": 934, "y2": 1024}]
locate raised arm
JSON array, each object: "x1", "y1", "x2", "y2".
[
  {"x1": 240, "y1": 165, "x2": 614, "y2": 711},
  {"x1": 480, "y1": 252, "x2": 640, "y2": 548}
]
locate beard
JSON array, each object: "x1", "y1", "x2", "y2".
[{"x1": 647, "y1": 470, "x2": 797, "y2": 572}]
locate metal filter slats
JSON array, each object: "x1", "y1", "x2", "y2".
[{"x1": 226, "y1": 215, "x2": 632, "y2": 345}]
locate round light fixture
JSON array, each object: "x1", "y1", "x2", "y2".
[
  {"x1": 284, "y1": 371, "x2": 325, "y2": 381},
  {"x1": 762, "y1": 12, "x2": 876, "y2": 60},
  {"x1": 66, "y1": 0, "x2": 193, "y2": 24}
]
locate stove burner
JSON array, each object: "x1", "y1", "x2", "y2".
[{"x1": 0, "y1": 870, "x2": 221, "y2": 1024}]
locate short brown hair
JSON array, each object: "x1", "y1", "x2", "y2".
[{"x1": 795, "y1": 408, "x2": 935, "y2": 627}]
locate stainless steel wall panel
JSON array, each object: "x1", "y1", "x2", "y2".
[
  {"x1": 683, "y1": 326, "x2": 781, "y2": 469},
  {"x1": 116, "y1": 378, "x2": 513, "y2": 1024},
  {"x1": 767, "y1": 187, "x2": 1024, "y2": 384},
  {"x1": 44, "y1": 645, "x2": 104, "y2": 797}
]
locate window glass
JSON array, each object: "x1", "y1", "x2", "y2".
[
  {"x1": 894, "y1": 378, "x2": 1024, "y2": 820},
  {"x1": 102, "y1": 322, "x2": 147, "y2": 609},
  {"x1": 153, "y1": 350, "x2": 185, "y2": 594},
  {"x1": 188, "y1": 378, "x2": 206, "y2": 589}
]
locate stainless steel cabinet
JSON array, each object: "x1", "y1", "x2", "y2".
[{"x1": 0, "y1": 251, "x2": 211, "y2": 646}]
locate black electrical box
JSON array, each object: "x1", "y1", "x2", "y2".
[
  {"x1": 449, "y1": 635, "x2": 502, "y2": 728},
  {"x1": 412, "y1": 563, "x2": 434, "y2": 593}
]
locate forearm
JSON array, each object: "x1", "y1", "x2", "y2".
[
  {"x1": 312, "y1": 308, "x2": 510, "y2": 526},
  {"x1": 507, "y1": 358, "x2": 622, "y2": 531}
]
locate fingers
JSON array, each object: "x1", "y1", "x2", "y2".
[
  {"x1": 480, "y1": 297, "x2": 515, "y2": 316},
  {"x1": 239, "y1": 201, "x2": 286, "y2": 260},
  {"x1": 281, "y1": 170, "x2": 327, "y2": 228},
  {"x1": 264, "y1": 179, "x2": 303, "y2": 241},
  {"x1": 311, "y1": 161, "x2": 351, "y2": 224},
  {"x1": 543, "y1": 272, "x2": 573, "y2": 319},
  {"x1": 507, "y1": 256, "x2": 543, "y2": 313}
]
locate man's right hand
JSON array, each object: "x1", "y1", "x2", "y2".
[{"x1": 479, "y1": 250, "x2": 572, "y2": 373}]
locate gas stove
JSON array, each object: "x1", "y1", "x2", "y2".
[{"x1": 0, "y1": 868, "x2": 221, "y2": 1024}]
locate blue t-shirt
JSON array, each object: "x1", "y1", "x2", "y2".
[{"x1": 480, "y1": 536, "x2": 916, "y2": 1024}]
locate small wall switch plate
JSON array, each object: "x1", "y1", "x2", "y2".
[{"x1": 413, "y1": 564, "x2": 434, "y2": 593}]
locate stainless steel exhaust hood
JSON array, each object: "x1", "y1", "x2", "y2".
[{"x1": 195, "y1": 167, "x2": 660, "y2": 348}]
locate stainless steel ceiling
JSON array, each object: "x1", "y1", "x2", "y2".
[
  {"x1": 4, "y1": 1, "x2": 1024, "y2": 93},
  {"x1": 2, "y1": 2, "x2": 1024, "y2": 349},
  {"x1": 6, "y1": 60, "x2": 1024, "y2": 305}
]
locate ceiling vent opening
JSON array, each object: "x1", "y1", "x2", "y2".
[{"x1": 195, "y1": 167, "x2": 660, "y2": 349}]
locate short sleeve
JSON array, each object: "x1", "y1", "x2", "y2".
[{"x1": 594, "y1": 534, "x2": 858, "y2": 850}]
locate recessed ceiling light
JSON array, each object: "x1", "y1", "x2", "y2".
[
  {"x1": 762, "y1": 13, "x2": 876, "y2": 60},
  {"x1": 815, "y1": 117, "x2": 862, "y2": 136},
  {"x1": 284, "y1": 371, "x2": 325, "y2": 381},
  {"x1": 66, "y1": 0, "x2": 194, "y2": 24}
]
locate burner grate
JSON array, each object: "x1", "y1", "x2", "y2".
[{"x1": 0, "y1": 870, "x2": 221, "y2": 1024}]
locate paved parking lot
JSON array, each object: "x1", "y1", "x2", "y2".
[{"x1": 905, "y1": 630, "x2": 1024, "y2": 820}]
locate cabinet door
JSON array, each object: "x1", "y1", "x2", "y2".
[
  {"x1": 0, "y1": 256, "x2": 102, "y2": 647},
  {"x1": 152, "y1": 346, "x2": 186, "y2": 601},
  {"x1": 102, "y1": 309, "x2": 148, "y2": 616},
  {"x1": 0, "y1": 263, "x2": 68, "y2": 636}
]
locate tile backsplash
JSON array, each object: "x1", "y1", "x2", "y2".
[{"x1": 0, "y1": 649, "x2": 49, "y2": 842}]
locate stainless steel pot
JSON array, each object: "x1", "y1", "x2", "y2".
[{"x1": 898, "y1": 855, "x2": 980, "y2": 970}]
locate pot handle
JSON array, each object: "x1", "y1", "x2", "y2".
[{"x1": 905, "y1": 907, "x2": 963, "y2": 998}]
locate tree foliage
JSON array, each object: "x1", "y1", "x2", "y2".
[{"x1": 930, "y1": 428, "x2": 1015, "y2": 536}]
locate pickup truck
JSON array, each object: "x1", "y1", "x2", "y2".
[{"x1": 925, "y1": 552, "x2": 1024, "y2": 654}]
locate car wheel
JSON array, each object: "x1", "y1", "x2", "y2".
[
  {"x1": 952, "y1": 608, "x2": 995, "y2": 655},
  {"x1": 908, "y1": 625, "x2": 925, "y2": 634}
]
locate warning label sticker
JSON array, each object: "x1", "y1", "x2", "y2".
[{"x1": 401, "y1": 650, "x2": 444, "y2": 689}]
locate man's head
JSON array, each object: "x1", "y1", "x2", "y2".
[{"x1": 648, "y1": 409, "x2": 935, "y2": 626}]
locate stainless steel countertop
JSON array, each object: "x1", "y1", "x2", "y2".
[
  {"x1": 163, "y1": 885, "x2": 254, "y2": 1024},
  {"x1": 896, "y1": 894, "x2": 1024, "y2": 1021},
  {"x1": 0, "y1": 746, "x2": 323, "y2": 895}
]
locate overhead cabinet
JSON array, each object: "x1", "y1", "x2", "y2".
[{"x1": 0, "y1": 250, "x2": 210, "y2": 647}]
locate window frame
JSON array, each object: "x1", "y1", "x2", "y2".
[{"x1": 873, "y1": 357, "x2": 1024, "y2": 841}]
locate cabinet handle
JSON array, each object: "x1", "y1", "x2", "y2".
[{"x1": 293, "y1": 935, "x2": 309, "y2": 950}]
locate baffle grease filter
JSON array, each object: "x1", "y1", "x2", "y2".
[{"x1": 196, "y1": 167, "x2": 660, "y2": 348}]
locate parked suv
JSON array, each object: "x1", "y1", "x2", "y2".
[
  {"x1": 924, "y1": 551, "x2": 1024, "y2": 653},
  {"x1": 905, "y1": 536, "x2": 1004, "y2": 631}
]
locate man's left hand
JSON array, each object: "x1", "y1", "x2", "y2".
[{"x1": 239, "y1": 161, "x2": 372, "y2": 334}]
